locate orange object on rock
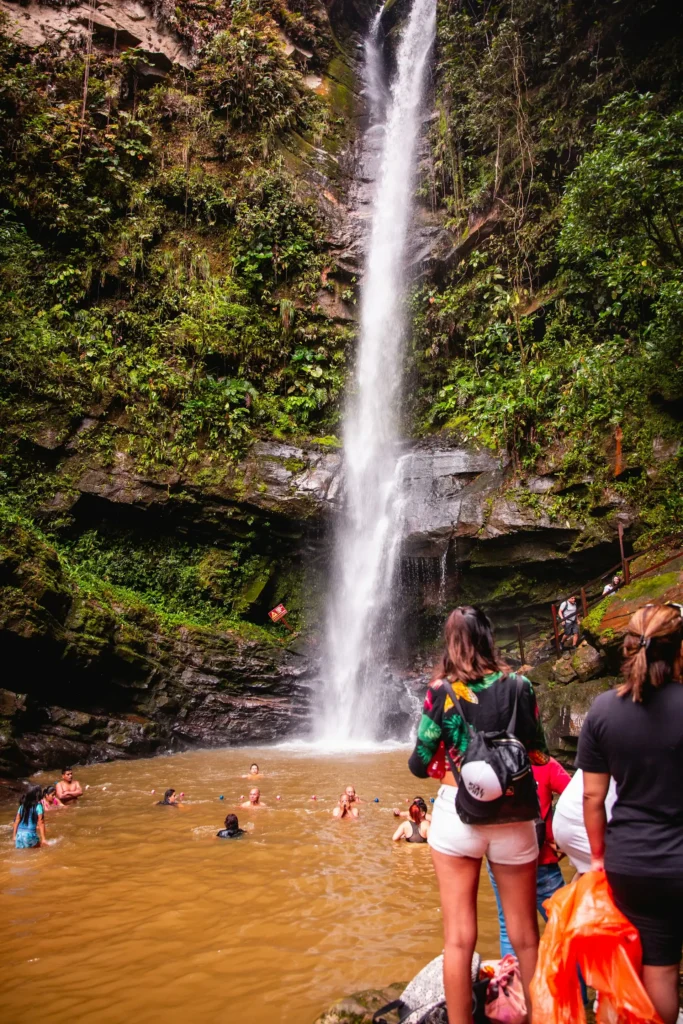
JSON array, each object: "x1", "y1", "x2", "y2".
[{"x1": 530, "y1": 870, "x2": 664, "y2": 1024}]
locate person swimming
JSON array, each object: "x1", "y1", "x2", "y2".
[
  {"x1": 41, "y1": 785, "x2": 64, "y2": 811},
  {"x1": 217, "y1": 813, "x2": 246, "y2": 839},
  {"x1": 242, "y1": 763, "x2": 262, "y2": 779},
  {"x1": 333, "y1": 794, "x2": 359, "y2": 819},
  {"x1": 241, "y1": 788, "x2": 266, "y2": 809},
  {"x1": 157, "y1": 788, "x2": 178, "y2": 806},
  {"x1": 392, "y1": 800, "x2": 429, "y2": 843},
  {"x1": 393, "y1": 796, "x2": 432, "y2": 822},
  {"x1": 345, "y1": 785, "x2": 362, "y2": 805}
]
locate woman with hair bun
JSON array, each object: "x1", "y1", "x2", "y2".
[
  {"x1": 577, "y1": 602, "x2": 683, "y2": 1024},
  {"x1": 409, "y1": 605, "x2": 549, "y2": 1024}
]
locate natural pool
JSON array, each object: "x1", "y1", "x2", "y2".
[{"x1": 0, "y1": 747, "x2": 509, "y2": 1024}]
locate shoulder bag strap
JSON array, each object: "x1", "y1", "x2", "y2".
[{"x1": 440, "y1": 678, "x2": 476, "y2": 735}]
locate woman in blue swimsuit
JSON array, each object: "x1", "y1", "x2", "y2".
[{"x1": 12, "y1": 786, "x2": 46, "y2": 849}]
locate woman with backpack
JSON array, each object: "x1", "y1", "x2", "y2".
[
  {"x1": 409, "y1": 605, "x2": 549, "y2": 1024},
  {"x1": 577, "y1": 603, "x2": 683, "y2": 1024}
]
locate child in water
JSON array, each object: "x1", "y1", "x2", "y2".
[
  {"x1": 13, "y1": 786, "x2": 46, "y2": 848},
  {"x1": 42, "y1": 785, "x2": 65, "y2": 811},
  {"x1": 217, "y1": 813, "x2": 246, "y2": 839}
]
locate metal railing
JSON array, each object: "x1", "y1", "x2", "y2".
[{"x1": 498, "y1": 529, "x2": 683, "y2": 663}]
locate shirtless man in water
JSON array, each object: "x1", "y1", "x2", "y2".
[
  {"x1": 241, "y1": 787, "x2": 266, "y2": 809},
  {"x1": 345, "y1": 785, "x2": 362, "y2": 806},
  {"x1": 56, "y1": 766, "x2": 83, "y2": 804},
  {"x1": 242, "y1": 763, "x2": 262, "y2": 779}
]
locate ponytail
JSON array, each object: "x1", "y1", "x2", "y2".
[
  {"x1": 409, "y1": 801, "x2": 422, "y2": 823},
  {"x1": 619, "y1": 604, "x2": 683, "y2": 702}
]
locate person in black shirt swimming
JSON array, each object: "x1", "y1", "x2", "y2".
[
  {"x1": 217, "y1": 813, "x2": 245, "y2": 839},
  {"x1": 157, "y1": 788, "x2": 178, "y2": 806},
  {"x1": 577, "y1": 603, "x2": 683, "y2": 1024}
]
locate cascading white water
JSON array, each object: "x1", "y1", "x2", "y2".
[{"x1": 319, "y1": 0, "x2": 436, "y2": 745}]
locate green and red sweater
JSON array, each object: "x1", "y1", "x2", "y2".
[{"x1": 408, "y1": 671, "x2": 549, "y2": 780}]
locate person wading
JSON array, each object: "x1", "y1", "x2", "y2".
[
  {"x1": 409, "y1": 606, "x2": 549, "y2": 1024},
  {"x1": 577, "y1": 603, "x2": 683, "y2": 1024}
]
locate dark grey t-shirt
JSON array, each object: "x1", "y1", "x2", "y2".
[{"x1": 576, "y1": 682, "x2": 683, "y2": 876}]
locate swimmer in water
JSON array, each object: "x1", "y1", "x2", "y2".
[
  {"x1": 217, "y1": 813, "x2": 246, "y2": 839},
  {"x1": 333, "y1": 794, "x2": 359, "y2": 819},
  {"x1": 345, "y1": 785, "x2": 362, "y2": 805},
  {"x1": 242, "y1": 763, "x2": 262, "y2": 779},
  {"x1": 393, "y1": 796, "x2": 432, "y2": 822},
  {"x1": 157, "y1": 788, "x2": 178, "y2": 805},
  {"x1": 392, "y1": 800, "x2": 429, "y2": 843},
  {"x1": 41, "y1": 785, "x2": 65, "y2": 811},
  {"x1": 241, "y1": 787, "x2": 266, "y2": 809},
  {"x1": 56, "y1": 766, "x2": 83, "y2": 804}
]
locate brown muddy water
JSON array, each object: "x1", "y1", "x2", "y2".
[{"x1": 1, "y1": 747, "x2": 510, "y2": 1024}]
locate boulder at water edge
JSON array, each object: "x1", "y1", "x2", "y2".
[{"x1": 571, "y1": 642, "x2": 605, "y2": 682}]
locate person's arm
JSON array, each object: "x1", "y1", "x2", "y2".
[
  {"x1": 408, "y1": 684, "x2": 444, "y2": 778},
  {"x1": 12, "y1": 810, "x2": 20, "y2": 842},
  {"x1": 55, "y1": 782, "x2": 66, "y2": 799},
  {"x1": 37, "y1": 812, "x2": 46, "y2": 846},
  {"x1": 392, "y1": 822, "x2": 408, "y2": 841},
  {"x1": 582, "y1": 772, "x2": 610, "y2": 871},
  {"x1": 575, "y1": 698, "x2": 611, "y2": 870},
  {"x1": 351, "y1": 806, "x2": 359, "y2": 818},
  {"x1": 71, "y1": 781, "x2": 83, "y2": 797}
]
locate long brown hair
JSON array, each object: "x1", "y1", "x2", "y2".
[
  {"x1": 619, "y1": 604, "x2": 683, "y2": 703},
  {"x1": 432, "y1": 606, "x2": 506, "y2": 683}
]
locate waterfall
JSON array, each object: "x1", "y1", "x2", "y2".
[{"x1": 319, "y1": 0, "x2": 437, "y2": 745}]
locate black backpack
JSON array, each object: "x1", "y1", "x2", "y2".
[{"x1": 442, "y1": 675, "x2": 540, "y2": 826}]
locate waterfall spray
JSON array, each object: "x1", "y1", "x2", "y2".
[{"x1": 320, "y1": 0, "x2": 436, "y2": 745}]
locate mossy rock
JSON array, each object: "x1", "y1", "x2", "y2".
[
  {"x1": 582, "y1": 570, "x2": 683, "y2": 659},
  {"x1": 313, "y1": 984, "x2": 405, "y2": 1024}
]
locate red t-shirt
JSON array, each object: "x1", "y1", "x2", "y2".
[{"x1": 533, "y1": 758, "x2": 571, "y2": 864}]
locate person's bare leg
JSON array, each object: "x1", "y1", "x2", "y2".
[
  {"x1": 489, "y1": 859, "x2": 540, "y2": 1023},
  {"x1": 642, "y1": 964, "x2": 680, "y2": 1024},
  {"x1": 431, "y1": 849, "x2": 481, "y2": 1024}
]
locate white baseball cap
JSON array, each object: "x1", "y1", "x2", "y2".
[{"x1": 460, "y1": 761, "x2": 504, "y2": 802}]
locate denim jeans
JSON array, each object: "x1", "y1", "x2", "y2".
[{"x1": 487, "y1": 861, "x2": 588, "y2": 1004}]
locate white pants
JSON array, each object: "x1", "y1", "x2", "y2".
[{"x1": 428, "y1": 785, "x2": 538, "y2": 865}]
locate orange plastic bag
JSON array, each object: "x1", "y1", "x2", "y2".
[{"x1": 530, "y1": 870, "x2": 664, "y2": 1024}]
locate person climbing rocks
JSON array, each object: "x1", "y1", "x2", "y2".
[
  {"x1": 241, "y1": 788, "x2": 266, "y2": 809},
  {"x1": 392, "y1": 800, "x2": 429, "y2": 843},
  {"x1": 559, "y1": 595, "x2": 580, "y2": 648},
  {"x1": 217, "y1": 813, "x2": 246, "y2": 839},
  {"x1": 56, "y1": 766, "x2": 83, "y2": 804}
]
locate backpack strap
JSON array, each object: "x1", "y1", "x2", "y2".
[
  {"x1": 372, "y1": 999, "x2": 405, "y2": 1023},
  {"x1": 507, "y1": 674, "x2": 523, "y2": 735}
]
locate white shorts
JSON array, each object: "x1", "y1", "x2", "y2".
[
  {"x1": 552, "y1": 809, "x2": 591, "y2": 874},
  {"x1": 428, "y1": 785, "x2": 539, "y2": 866}
]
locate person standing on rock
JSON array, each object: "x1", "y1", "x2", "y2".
[
  {"x1": 577, "y1": 603, "x2": 683, "y2": 1024},
  {"x1": 559, "y1": 595, "x2": 580, "y2": 648},
  {"x1": 56, "y1": 766, "x2": 83, "y2": 804},
  {"x1": 409, "y1": 605, "x2": 549, "y2": 1024}
]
